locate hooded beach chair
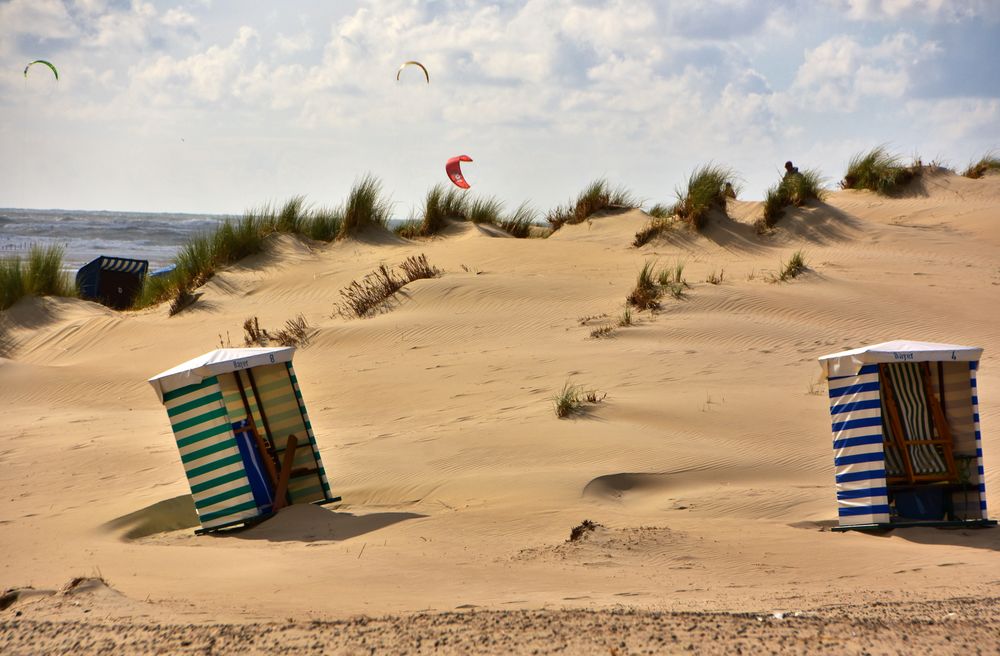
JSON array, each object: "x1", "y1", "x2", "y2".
[
  {"x1": 149, "y1": 347, "x2": 339, "y2": 532},
  {"x1": 820, "y1": 341, "x2": 993, "y2": 529}
]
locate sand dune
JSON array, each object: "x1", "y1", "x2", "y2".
[{"x1": 1, "y1": 170, "x2": 998, "y2": 648}]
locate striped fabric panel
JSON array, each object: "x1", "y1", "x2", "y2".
[
  {"x1": 828, "y1": 370, "x2": 890, "y2": 526},
  {"x1": 252, "y1": 363, "x2": 327, "y2": 504},
  {"x1": 162, "y1": 376, "x2": 259, "y2": 529},
  {"x1": 288, "y1": 363, "x2": 333, "y2": 499},
  {"x1": 99, "y1": 257, "x2": 147, "y2": 274},
  {"x1": 970, "y1": 364, "x2": 988, "y2": 516},
  {"x1": 937, "y1": 362, "x2": 977, "y2": 454},
  {"x1": 880, "y1": 391, "x2": 905, "y2": 477},
  {"x1": 882, "y1": 363, "x2": 948, "y2": 475}
]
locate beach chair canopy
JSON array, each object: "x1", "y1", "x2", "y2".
[
  {"x1": 149, "y1": 347, "x2": 295, "y2": 401},
  {"x1": 818, "y1": 340, "x2": 982, "y2": 378}
]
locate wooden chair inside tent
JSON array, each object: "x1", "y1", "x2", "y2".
[
  {"x1": 879, "y1": 362, "x2": 958, "y2": 484},
  {"x1": 233, "y1": 368, "x2": 325, "y2": 510}
]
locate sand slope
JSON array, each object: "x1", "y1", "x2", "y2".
[{"x1": 1, "y1": 170, "x2": 998, "y2": 629}]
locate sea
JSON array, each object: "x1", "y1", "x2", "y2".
[{"x1": 0, "y1": 208, "x2": 234, "y2": 273}]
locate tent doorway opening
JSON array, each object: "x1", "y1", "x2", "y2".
[{"x1": 879, "y1": 361, "x2": 981, "y2": 524}]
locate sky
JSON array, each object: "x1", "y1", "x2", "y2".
[{"x1": 1, "y1": 0, "x2": 998, "y2": 216}]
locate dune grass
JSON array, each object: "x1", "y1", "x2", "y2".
[
  {"x1": 403, "y1": 184, "x2": 468, "y2": 236},
  {"x1": 338, "y1": 174, "x2": 392, "y2": 238},
  {"x1": 841, "y1": 146, "x2": 919, "y2": 194},
  {"x1": 758, "y1": 168, "x2": 825, "y2": 232},
  {"x1": 0, "y1": 245, "x2": 75, "y2": 311},
  {"x1": 673, "y1": 164, "x2": 739, "y2": 231},
  {"x1": 0, "y1": 257, "x2": 24, "y2": 311},
  {"x1": 395, "y1": 185, "x2": 536, "y2": 238},
  {"x1": 962, "y1": 152, "x2": 1000, "y2": 179},
  {"x1": 498, "y1": 202, "x2": 537, "y2": 238},
  {"x1": 647, "y1": 203, "x2": 672, "y2": 219},
  {"x1": 136, "y1": 178, "x2": 390, "y2": 310},
  {"x1": 304, "y1": 206, "x2": 343, "y2": 241},
  {"x1": 546, "y1": 179, "x2": 639, "y2": 231}
]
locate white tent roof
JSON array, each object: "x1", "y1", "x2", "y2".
[
  {"x1": 818, "y1": 340, "x2": 982, "y2": 378},
  {"x1": 148, "y1": 347, "x2": 295, "y2": 402}
]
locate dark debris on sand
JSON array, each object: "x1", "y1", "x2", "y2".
[{"x1": 3, "y1": 597, "x2": 998, "y2": 655}]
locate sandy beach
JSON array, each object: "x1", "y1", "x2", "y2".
[{"x1": 2, "y1": 168, "x2": 998, "y2": 653}]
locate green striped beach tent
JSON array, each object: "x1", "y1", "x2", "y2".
[{"x1": 149, "y1": 347, "x2": 338, "y2": 532}]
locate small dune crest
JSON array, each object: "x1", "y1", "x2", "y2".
[{"x1": 546, "y1": 209, "x2": 650, "y2": 243}]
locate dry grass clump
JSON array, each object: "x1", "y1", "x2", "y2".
[
  {"x1": 553, "y1": 380, "x2": 606, "y2": 418},
  {"x1": 705, "y1": 268, "x2": 725, "y2": 285},
  {"x1": 618, "y1": 305, "x2": 633, "y2": 327},
  {"x1": 771, "y1": 250, "x2": 807, "y2": 282},
  {"x1": 962, "y1": 151, "x2": 1000, "y2": 179},
  {"x1": 626, "y1": 260, "x2": 689, "y2": 310},
  {"x1": 673, "y1": 164, "x2": 739, "y2": 230},
  {"x1": 626, "y1": 260, "x2": 661, "y2": 310},
  {"x1": 398, "y1": 253, "x2": 440, "y2": 281},
  {"x1": 0, "y1": 245, "x2": 75, "y2": 310},
  {"x1": 546, "y1": 179, "x2": 638, "y2": 231},
  {"x1": 841, "y1": 146, "x2": 920, "y2": 194},
  {"x1": 335, "y1": 253, "x2": 441, "y2": 318},
  {"x1": 758, "y1": 169, "x2": 825, "y2": 232},
  {"x1": 242, "y1": 314, "x2": 312, "y2": 347},
  {"x1": 590, "y1": 324, "x2": 614, "y2": 339},
  {"x1": 633, "y1": 216, "x2": 678, "y2": 248},
  {"x1": 569, "y1": 519, "x2": 603, "y2": 542},
  {"x1": 657, "y1": 261, "x2": 688, "y2": 299}
]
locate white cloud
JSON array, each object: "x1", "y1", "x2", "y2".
[
  {"x1": 791, "y1": 32, "x2": 940, "y2": 111},
  {"x1": 161, "y1": 8, "x2": 197, "y2": 28},
  {"x1": 832, "y1": 0, "x2": 1000, "y2": 22},
  {"x1": 132, "y1": 25, "x2": 259, "y2": 105},
  {"x1": 0, "y1": 0, "x2": 79, "y2": 40},
  {"x1": 86, "y1": 0, "x2": 156, "y2": 48},
  {"x1": 274, "y1": 31, "x2": 314, "y2": 55},
  {"x1": 905, "y1": 97, "x2": 1000, "y2": 140}
]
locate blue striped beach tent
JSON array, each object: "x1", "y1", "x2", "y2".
[
  {"x1": 149, "y1": 347, "x2": 339, "y2": 533},
  {"x1": 76, "y1": 255, "x2": 148, "y2": 310},
  {"x1": 818, "y1": 340, "x2": 994, "y2": 530}
]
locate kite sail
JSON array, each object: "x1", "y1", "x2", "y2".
[
  {"x1": 446, "y1": 155, "x2": 473, "y2": 189},
  {"x1": 24, "y1": 60, "x2": 58, "y2": 81},
  {"x1": 396, "y1": 61, "x2": 429, "y2": 83}
]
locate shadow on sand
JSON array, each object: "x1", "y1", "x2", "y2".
[
  {"x1": 224, "y1": 504, "x2": 426, "y2": 543},
  {"x1": 106, "y1": 495, "x2": 426, "y2": 543},
  {"x1": 103, "y1": 494, "x2": 201, "y2": 540},
  {"x1": 792, "y1": 518, "x2": 999, "y2": 552}
]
